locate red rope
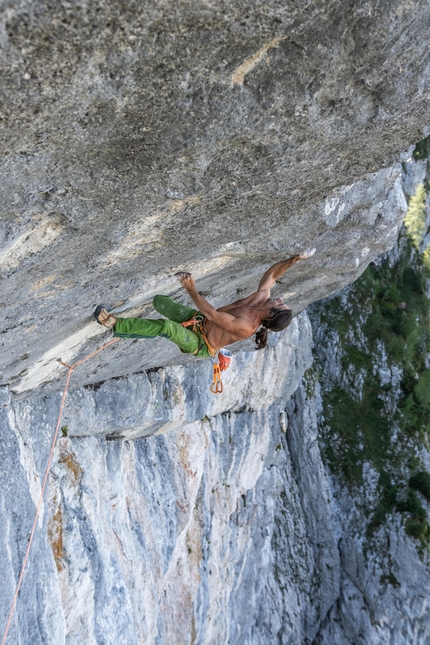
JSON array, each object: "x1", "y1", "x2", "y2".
[{"x1": 1, "y1": 337, "x2": 119, "y2": 645}]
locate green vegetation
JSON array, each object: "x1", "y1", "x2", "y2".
[
  {"x1": 316, "y1": 179, "x2": 430, "y2": 548},
  {"x1": 380, "y1": 572, "x2": 401, "y2": 588},
  {"x1": 397, "y1": 491, "x2": 430, "y2": 542},
  {"x1": 61, "y1": 425, "x2": 68, "y2": 437},
  {"x1": 412, "y1": 135, "x2": 430, "y2": 162},
  {"x1": 409, "y1": 471, "x2": 430, "y2": 501},
  {"x1": 303, "y1": 365, "x2": 319, "y2": 398},
  {"x1": 404, "y1": 183, "x2": 427, "y2": 249}
]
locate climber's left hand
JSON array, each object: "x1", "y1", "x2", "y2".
[{"x1": 175, "y1": 272, "x2": 195, "y2": 290}]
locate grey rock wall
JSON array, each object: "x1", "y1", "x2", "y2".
[
  {"x1": 1, "y1": 313, "x2": 320, "y2": 645},
  {"x1": 1, "y1": 0, "x2": 429, "y2": 392},
  {"x1": 287, "y1": 379, "x2": 430, "y2": 645},
  {"x1": 2, "y1": 1, "x2": 430, "y2": 643},
  {"x1": 307, "y1": 158, "x2": 430, "y2": 644},
  {"x1": 6, "y1": 280, "x2": 427, "y2": 644},
  {"x1": 307, "y1": 347, "x2": 430, "y2": 645},
  {"x1": 2, "y1": 223, "x2": 429, "y2": 643}
]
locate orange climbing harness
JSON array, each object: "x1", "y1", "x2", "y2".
[
  {"x1": 180, "y1": 318, "x2": 232, "y2": 395},
  {"x1": 180, "y1": 317, "x2": 217, "y2": 356},
  {"x1": 1, "y1": 337, "x2": 120, "y2": 645}
]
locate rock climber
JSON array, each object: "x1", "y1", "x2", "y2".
[{"x1": 94, "y1": 248, "x2": 316, "y2": 359}]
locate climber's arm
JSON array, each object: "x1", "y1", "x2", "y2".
[
  {"x1": 257, "y1": 248, "x2": 316, "y2": 291},
  {"x1": 175, "y1": 273, "x2": 254, "y2": 336}
]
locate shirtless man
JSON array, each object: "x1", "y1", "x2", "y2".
[{"x1": 94, "y1": 248, "x2": 315, "y2": 357}]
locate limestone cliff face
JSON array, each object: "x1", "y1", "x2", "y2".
[
  {"x1": 5, "y1": 241, "x2": 429, "y2": 644},
  {"x1": 1, "y1": 1, "x2": 430, "y2": 644},
  {"x1": 0, "y1": 316, "x2": 316, "y2": 644},
  {"x1": 1, "y1": 180, "x2": 429, "y2": 643},
  {"x1": 308, "y1": 157, "x2": 430, "y2": 644},
  {"x1": 2, "y1": 0, "x2": 430, "y2": 392}
]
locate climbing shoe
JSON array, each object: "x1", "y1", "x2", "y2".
[{"x1": 93, "y1": 305, "x2": 116, "y2": 328}]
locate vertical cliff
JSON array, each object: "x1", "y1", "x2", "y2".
[
  {"x1": 2, "y1": 159, "x2": 430, "y2": 643},
  {"x1": 2, "y1": 1, "x2": 430, "y2": 643},
  {"x1": 1, "y1": 315, "x2": 320, "y2": 644},
  {"x1": 2, "y1": 0, "x2": 430, "y2": 391},
  {"x1": 308, "y1": 151, "x2": 430, "y2": 644}
]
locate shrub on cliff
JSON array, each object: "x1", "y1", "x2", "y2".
[{"x1": 409, "y1": 471, "x2": 430, "y2": 501}]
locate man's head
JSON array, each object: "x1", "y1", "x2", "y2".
[
  {"x1": 261, "y1": 298, "x2": 292, "y2": 330},
  {"x1": 255, "y1": 301, "x2": 293, "y2": 350},
  {"x1": 263, "y1": 306, "x2": 293, "y2": 332}
]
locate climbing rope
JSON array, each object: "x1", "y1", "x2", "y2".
[{"x1": 1, "y1": 337, "x2": 119, "y2": 645}]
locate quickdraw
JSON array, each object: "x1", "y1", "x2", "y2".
[
  {"x1": 210, "y1": 362, "x2": 223, "y2": 394},
  {"x1": 210, "y1": 349, "x2": 232, "y2": 395}
]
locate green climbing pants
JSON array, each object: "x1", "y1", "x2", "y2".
[{"x1": 113, "y1": 295, "x2": 211, "y2": 358}]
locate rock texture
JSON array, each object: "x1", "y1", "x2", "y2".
[
  {"x1": 1, "y1": 0, "x2": 430, "y2": 392},
  {"x1": 290, "y1": 380, "x2": 430, "y2": 645},
  {"x1": 307, "y1": 312, "x2": 430, "y2": 645},
  {"x1": 6, "y1": 272, "x2": 429, "y2": 643},
  {"x1": 1, "y1": 1, "x2": 430, "y2": 644},
  {"x1": 308, "y1": 155, "x2": 430, "y2": 644},
  {"x1": 0, "y1": 314, "x2": 320, "y2": 645}
]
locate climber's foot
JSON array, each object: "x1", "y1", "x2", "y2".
[{"x1": 94, "y1": 305, "x2": 116, "y2": 328}]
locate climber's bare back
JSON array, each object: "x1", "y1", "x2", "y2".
[
  {"x1": 203, "y1": 292, "x2": 279, "y2": 350},
  {"x1": 175, "y1": 247, "x2": 315, "y2": 350}
]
